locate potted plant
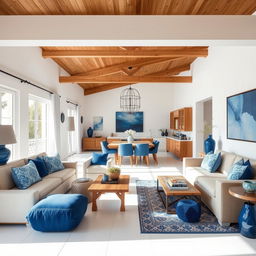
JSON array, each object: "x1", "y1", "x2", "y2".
[
  {"x1": 107, "y1": 167, "x2": 121, "y2": 181},
  {"x1": 125, "y1": 129, "x2": 136, "y2": 143}
]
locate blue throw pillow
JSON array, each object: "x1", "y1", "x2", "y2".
[
  {"x1": 29, "y1": 157, "x2": 49, "y2": 177},
  {"x1": 201, "y1": 152, "x2": 222, "y2": 172},
  {"x1": 91, "y1": 153, "x2": 108, "y2": 165},
  {"x1": 42, "y1": 154, "x2": 64, "y2": 173},
  {"x1": 228, "y1": 159, "x2": 253, "y2": 180},
  {"x1": 11, "y1": 161, "x2": 41, "y2": 189}
]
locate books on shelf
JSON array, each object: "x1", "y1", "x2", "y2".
[{"x1": 166, "y1": 178, "x2": 188, "y2": 190}]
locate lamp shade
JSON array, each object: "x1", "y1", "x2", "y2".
[
  {"x1": 68, "y1": 117, "x2": 75, "y2": 131},
  {"x1": 0, "y1": 125, "x2": 17, "y2": 145}
]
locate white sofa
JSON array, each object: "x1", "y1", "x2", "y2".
[
  {"x1": 183, "y1": 150, "x2": 256, "y2": 226},
  {"x1": 0, "y1": 153, "x2": 77, "y2": 224}
]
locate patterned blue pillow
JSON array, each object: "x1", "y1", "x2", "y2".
[
  {"x1": 42, "y1": 154, "x2": 64, "y2": 173},
  {"x1": 228, "y1": 161, "x2": 248, "y2": 180},
  {"x1": 11, "y1": 161, "x2": 41, "y2": 189},
  {"x1": 201, "y1": 152, "x2": 222, "y2": 172}
]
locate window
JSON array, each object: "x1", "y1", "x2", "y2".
[
  {"x1": 0, "y1": 87, "x2": 16, "y2": 160},
  {"x1": 28, "y1": 97, "x2": 47, "y2": 156}
]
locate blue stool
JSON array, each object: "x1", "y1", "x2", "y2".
[
  {"x1": 176, "y1": 199, "x2": 201, "y2": 223},
  {"x1": 27, "y1": 194, "x2": 88, "y2": 232}
]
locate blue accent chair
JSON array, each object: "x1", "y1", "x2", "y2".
[
  {"x1": 100, "y1": 141, "x2": 117, "y2": 154},
  {"x1": 176, "y1": 199, "x2": 201, "y2": 223},
  {"x1": 134, "y1": 143, "x2": 149, "y2": 166},
  {"x1": 149, "y1": 140, "x2": 160, "y2": 164},
  {"x1": 118, "y1": 143, "x2": 134, "y2": 165}
]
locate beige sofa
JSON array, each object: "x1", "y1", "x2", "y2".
[
  {"x1": 183, "y1": 151, "x2": 256, "y2": 226},
  {"x1": 0, "y1": 153, "x2": 77, "y2": 224}
]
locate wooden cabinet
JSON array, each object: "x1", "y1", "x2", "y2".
[
  {"x1": 166, "y1": 138, "x2": 192, "y2": 160},
  {"x1": 82, "y1": 137, "x2": 106, "y2": 151},
  {"x1": 170, "y1": 107, "x2": 192, "y2": 131}
]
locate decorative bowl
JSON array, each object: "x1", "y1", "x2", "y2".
[{"x1": 242, "y1": 181, "x2": 256, "y2": 193}]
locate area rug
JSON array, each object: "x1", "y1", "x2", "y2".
[{"x1": 136, "y1": 180, "x2": 239, "y2": 234}]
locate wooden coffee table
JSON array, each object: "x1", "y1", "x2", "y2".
[
  {"x1": 157, "y1": 176, "x2": 201, "y2": 214},
  {"x1": 88, "y1": 175, "x2": 130, "y2": 212}
]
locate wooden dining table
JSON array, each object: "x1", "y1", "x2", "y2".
[{"x1": 108, "y1": 140, "x2": 155, "y2": 164}]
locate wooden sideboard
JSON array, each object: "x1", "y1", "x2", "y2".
[
  {"x1": 170, "y1": 107, "x2": 192, "y2": 131},
  {"x1": 82, "y1": 137, "x2": 106, "y2": 151},
  {"x1": 166, "y1": 138, "x2": 192, "y2": 160}
]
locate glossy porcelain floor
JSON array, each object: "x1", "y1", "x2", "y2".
[{"x1": 0, "y1": 152, "x2": 256, "y2": 256}]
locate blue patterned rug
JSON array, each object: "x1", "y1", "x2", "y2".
[{"x1": 136, "y1": 180, "x2": 239, "y2": 234}]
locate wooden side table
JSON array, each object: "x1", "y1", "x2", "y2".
[{"x1": 229, "y1": 186, "x2": 256, "y2": 239}]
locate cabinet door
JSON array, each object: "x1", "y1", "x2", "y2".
[
  {"x1": 166, "y1": 138, "x2": 170, "y2": 152},
  {"x1": 170, "y1": 112, "x2": 174, "y2": 129},
  {"x1": 179, "y1": 109, "x2": 185, "y2": 130},
  {"x1": 174, "y1": 141, "x2": 181, "y2": 158},
  {"x1": 95, "y1": 138, "x2": 106, "y2": 150},
  {"x1": 184, "y1": 108, "x2": 192, "y2": 131},
  {"x1": 83, "y1": 138, "x2": 95, "y2": 150}
]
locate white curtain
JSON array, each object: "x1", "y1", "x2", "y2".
[
  {"x1": 47, "y1": 93, "x2": 60, "y2": 155},
  {"x1": 76, "y1": 105, "x2": 81, "y2": 153}
]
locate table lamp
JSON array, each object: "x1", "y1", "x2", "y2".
[{"x1": 0, "y1": 125, "x2": 17, "y2": 165}]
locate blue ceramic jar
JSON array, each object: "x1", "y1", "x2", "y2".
[
  {"x1": 204, "y1": 135, "x2": 215, "y2": 154},
  {"x1": 242, "y1": 181, "x2": 256, "y2": 193}
]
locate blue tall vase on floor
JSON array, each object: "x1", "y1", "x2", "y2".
[
  {"x1": 239, "y1": 202, "x2": 256, "y2": 239},
  {"x1": 87, "y1": 127, "x2": 93, "y2": 138},
  {"x1": 204, "y1": 135, "x2": 215, "y2": 154},
  {"x1": 0, "y1": 145, "x2": 11, "y2": 165}
]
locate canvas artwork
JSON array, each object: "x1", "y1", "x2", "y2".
[
  {"x1": 227, "y1": 89, "x2": 256, "y2": 142},
  {"x1": 93, "y1": 116, "x2": 103, "y2": 131},
  {"x1": 116, "y1": 112, "x2": 143, "y2": 132}
]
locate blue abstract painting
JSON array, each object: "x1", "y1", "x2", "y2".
[
  {"x1": 116, "y1": 112, "x2": 143, "y2": 132},
  {"x1": 93, "y1": 116, "x2": 103, "y2": 131},
  {"x1": 227, "y1": 89, "x2": 256, "y2": 142}
]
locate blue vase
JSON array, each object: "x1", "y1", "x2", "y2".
[
  {"x1": 239, "y1": 202, "x2": 256, "y2": 239},
  {"x1": 0, "y1": 145, "x2": 11, "y2": 165},
  {"x1": 204, "y1": 135, "x2": 215, "y2": 154},
  {"x1": 87, "y1": 127, "x2": 93, "y2": 138}
]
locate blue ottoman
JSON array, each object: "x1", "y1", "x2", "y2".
[
  {"x1": 176, "y1": 199, "x2": 201, "y2": 223},
  {"x1": 27, "y1": 194, "x2": 88, "y2": 232}
]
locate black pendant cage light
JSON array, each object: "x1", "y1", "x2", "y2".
[{"x1": 120, "y1": 86, "x2": 141, "y2": 112}]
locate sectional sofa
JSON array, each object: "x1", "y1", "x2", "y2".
[
  {"x1": 183, "y1": 150, "x2": 256, "y2": 226},
  {"x1": 0, "y1": 153, "x2": 77, "y2": 224}
]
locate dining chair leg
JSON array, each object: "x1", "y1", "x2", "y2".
[
  {"x1": 119, "y1": 156, "x2": 122, "y2": 165},
  {"x1": 115, "y1": 153, "x2": 118, "y2": 165},
  {"x1": 143, "y1": 156, "x2": 146, "y2": 164},
  {"x1": 145, "y1": 155, "x2": 149, "y2": 166},
  {"x1": 153, "y1": 153, "x2": 158, "y2": 164},
  {"x1": 135, "y1": 156, "x2": 138, "y2": 165},
  {"x1": 130, "y1": 156, "x2": 133, "y2": 166}
]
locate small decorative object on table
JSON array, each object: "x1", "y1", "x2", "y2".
[
  {"x1": 164, "y1": 129, "x2": 168, "y2": 136},
  {"x1": 87, "y1": 127, "x2": 93, "y2": 137},
  {"x1": 160, "y1": 129, "x2": 165, "y2": 137},
  {"x1": 167, "y1": 178, "x2": 188, "y2": 190},
  {"x1": 107, "y1": 167, "x2": 121, "y2": 181},
  {"x1": 125, "y1": 129, "x2": 136, "y2": 143},
  {"x1": 204, "y1": 134, "x2": 215, "y2": 154},
  {"x1": 243, "y1": 181, "x2": 256, "y2": 193}
]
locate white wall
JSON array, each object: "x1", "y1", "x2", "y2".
[
  {"x1": 0, "y1": 47, "x2": 86, "y2": 159},
  {"x1": 171, "y1": 46, "x2": 256, "y2": 158}
]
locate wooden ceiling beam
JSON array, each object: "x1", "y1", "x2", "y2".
[
  {"x1": 84, "y1": 83, "x2": 134, "y2": 96},
  {"x1": 42, "y1": 48, "x2": 208, "y2": 58},
  {"x1": 60, "y1": 75, "x2": 192, "y2": 84},
  {"x1": 147, "y1": 64, "x2": 191, "y2": 77}
]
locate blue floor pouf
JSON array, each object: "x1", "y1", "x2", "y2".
[
  {"x1": 27, "y1": 194, "x2": 88, "y2": 232},
  {"x1": 176, "y1": 199, "x2": 201, "y2": 223}
]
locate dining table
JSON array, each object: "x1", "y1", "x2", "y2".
[{"x1": 108, "y1": 140, "x2": 155, "y2": 164}]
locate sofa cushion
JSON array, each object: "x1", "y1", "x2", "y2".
[
  {"x1": 217, "y1": 151, "x2": 237, "y2": 175},
  {"x1": 42, "y1": 154, "x2": 64, "y2": 173},
  {"x1": 201, "y1": 152, "x2": 222, "y2": 172},
  {"x1": 248, "y1": 159, "x2": 256, "y2": 178},
  {"x1": 227, "y1": 160, "x2": 253, "y2": 180},
  {"x1": 0, "y1": 159, "x2": 26, "y2": 189},
  {"x1": 195, "y1": 177, "x2": 221, "y2": 198},
  {"x1": 29, "y1": 157, "x2": 49, "y2": 177},
  {"x1": 11, "y1": 161, "x2": 42, "y2": 189},
  {"x1": 44, "y1": 168, "x2": 76, "y2": 182},
  {"x1": 25, "y1": 152, "x2": 47, "y2": 164},
  {"x1": 91, "y1": 153, "x2": 108, "y2": 165},
  {"x1": 12, "y1": 177, "x2": 62, "y2": 199}
]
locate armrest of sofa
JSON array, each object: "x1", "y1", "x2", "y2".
[
  {"x1": 62, "y1": 161, "x2": 77, "y2": 169},
  {"x1": 183, "y1": 157, "x2": 203, "y2": 169},
  {"x1": 83, "y1": 157, "x2": 92, "y2": 169},
  {"x1": 0, "y1": 189, "x2": 40, "y2": 223}
]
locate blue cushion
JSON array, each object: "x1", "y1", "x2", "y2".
[
  {"x1": 228, "y1": 159, "x2": 253, "y2": 180},
  {"x1": 201, "y1": 152, "x2": 222, "y2": 172},
  {"x1": 42, "y1": 154, "x2": 64, "y2": 173},
  {"x1": 176, "y1": 199, "x2": 201, "y2": 223},
  {"x1": 29, "y1": 157, "x2": 49, "y2": 177},
  {"x1": 91, "y1": 152, "x2": 108, "y2": 165},
  {"x1": 26, "y1": 194, "x2": 88, "y2": 232},
  {"x1": 11, "y1": 161, "x2": 41, "y2": 189}
]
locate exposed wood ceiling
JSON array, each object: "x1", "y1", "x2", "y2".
[
  {"x1": 0, "y1": 0, "x2": 256, "y2": 15},
  {"x1": 41, "y1": 46, "x2": 208, "y2": 95}
]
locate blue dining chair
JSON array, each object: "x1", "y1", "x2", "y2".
[
  {"x1": 118, "y1": 143, "x2": 134, "y2": 165},
  {"x1": 100, "y1": 141, "x2": 118, "y2": 164},
  {"x1": 134, "y1": 143, "x2": 149, "y2": 166},
  {"x1": 149, "y1": 140, "x2": 160, "y2": 164}
]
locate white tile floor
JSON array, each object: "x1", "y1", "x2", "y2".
[{"x1": 0, "y1": 152, "x2": 256, "y2": 256}]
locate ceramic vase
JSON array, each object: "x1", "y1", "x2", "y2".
[
  {"x1": 242, "y1": 181, "x2": 256, "y2": 193},
  {"x1": 127, "y1": 135, "x2": 133, "y2": 143},
  {"x1": 0, "y1": 145, "x2": 11, "y2": 165},
  {"x1": 87, "y1": 127, "x2": 93, "y2": 138},
  {"x1": 164, "y1": 129, "x2": 168, "y2": 136},
  {"x1": 204, "y1": 135, "x2": 215, "y2": 154},
  {"x1": 238, "y1": 202, "x2": 256, "y2": 239}
]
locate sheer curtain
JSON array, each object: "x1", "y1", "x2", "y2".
[{"x1": 76, "y1": 105, "x2": 81, "y2": 153}]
